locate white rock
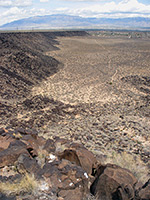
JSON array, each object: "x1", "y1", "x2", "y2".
[
  {"x1": 84, "y1": 172, "x2": 88, "y2": 179},
  {"x1": 48, "y1": 154, "x2": 56, "y2": 163},
  {"x1": 69, "y1": 182, "x2": 73, "y2": 186},
  {"x1": 39, "y1": 181, "x2": 49, "y2": 191}
]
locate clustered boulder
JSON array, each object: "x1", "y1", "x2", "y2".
[{"x1": 0, "y1": 127, "x2": 149, "y2": 200}]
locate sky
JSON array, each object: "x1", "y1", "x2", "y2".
[{"x1": 0, "y1": 0, "x2": 150, "y2": 26}]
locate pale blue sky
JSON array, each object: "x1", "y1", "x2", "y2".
[{"x1": 0, "y1": 0, "x2": 150, "y2": 25}]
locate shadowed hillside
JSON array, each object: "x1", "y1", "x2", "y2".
[
  {"x1": 0, "y1": 31, "x2": 88, "y2": 99},
  {"x1": 0, "y1": 31, "x2": 88, "y2": 127}
]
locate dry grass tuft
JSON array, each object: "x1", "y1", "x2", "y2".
[
  {"x1": 0, "y1": 173, "x2": 38, "y2": 195},
  {"x1": 36, "y1": 146, "x2": 49, "y2": 167},
  {"x1": 105, "y1": 151, "x2": 150, "y2": 183}
]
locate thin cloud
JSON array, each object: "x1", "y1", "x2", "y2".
[
  {"x1": 0, "y1": 0, "x2": 150, "y2": 26},
  {"x1": 0, "y1": 6, "x2": 52, "y2": 25},
  {"x1": 58, "y1": 0, "x2": 111, "y2": 1},
  {"x1": 0, "y1": 1, "x2": 12, "y2": 6},
  {"x1": 56, "y1": 0, "x2": 150, "y2": 18},
  {"x1": 0, "y1": 0, "x2": 32, "y2": 7},
  {"x1": 40, "y1": 0, "x2": 49, "y2": 2}
]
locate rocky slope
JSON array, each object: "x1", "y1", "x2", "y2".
[
  {"x1": 0, "y1": 30, "x2": 150, "y2": 199},
  {"x1": 0, "y1": 31, "x2": 88, "y2": 127},
  {"x1": 0, "y1": 127, "x2": 149, "y2": 200}
]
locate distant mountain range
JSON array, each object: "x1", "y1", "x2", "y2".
[{"x1": 1, "y1": 14, "x2": 150, "y2": 30}]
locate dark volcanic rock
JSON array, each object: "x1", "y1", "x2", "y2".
[
  {"x1": 57, "y1": 142, "x2": 97, "y2": 175},
  {"x1": 0, "y1": 140, "x2": 29, "y2": 168},
  {"x1": 90, "y1": 164, "x2": 138, "y2": 200},
  {"x1": 0, "y1": 126, "x2": 149, "y2": 200},
  {"x1": 43, "y1": 138, "x2": 56, "y2": 153},
  {"x1": 0, "y1": 31, "x2": 88, "y2": 100},
  {"x1": 20, "y1": 134, "x2": 46, "y2": 157},
  {"x1": 40, "y1": 159, "x2": 90, "y2": 200},
  {"x1": 0, "y1": 31, "x2": 150, "y2": 199},
  {"x1": 17, "y1": 153, "x2": 40, "y2": 175},
  {"x1": 138, "y1": 179, "x2": 150, "y2": 200},
  {"x1": 0, "y1": 31, "x2": 88, "y2": 129},
  {"x1": 0, "y1": 127, "x2": 92, "y2": 199},
  {"x1": 0, "y1": 193, "x2": 16, "y2": 200},
  {"x1": 0, "y1": 135, "x2": 15, "y2": 151}
]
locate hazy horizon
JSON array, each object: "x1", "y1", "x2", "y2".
[{"x1": 0, "y1": 0, "x2": 150, "y2": 26}]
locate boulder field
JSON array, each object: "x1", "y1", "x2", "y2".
[
  {"x1": 0, "y1": 30, "x2": 150, "y2": 200},
  {"x1": 0, "y1": 127, "x2": 149, "y2": 200}
]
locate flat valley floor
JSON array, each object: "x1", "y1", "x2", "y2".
[{"x1": 33, "y1": 35, "x2": 150, "y2": 104}]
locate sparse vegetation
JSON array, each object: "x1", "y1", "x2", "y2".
[
  {"x1": 105, "y1": 151, "x2": 150, "y2": 183},
  {"x1": 0, "y1": 31, "x2": 150, "y2": 199},
  {"x1": 36, "y1": 146, "x2": 48, "y2": 167},
  {"x1": 0, "y1": 173, "x2": 38, "y2": 196}
]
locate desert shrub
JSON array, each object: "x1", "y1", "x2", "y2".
[{"x1": 0, "y1": 173, "x2": 38, "y2": 195}]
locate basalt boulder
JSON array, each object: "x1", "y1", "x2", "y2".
[
  {"x1": 0, "y1": 127, "x2": 148, "y2": 200},
  {"x1": 0, "y1": 140, "x2": 29, "y2": 168},
  {"x1": 138, "y1": 179, "x2": 150, "y2": 200},
  {"x1": 55, "y1": 139, "x2": 97, "y2": 175},
  {"x1": 90, "y1": 163, "x2": 138, "y2": 200},
  {"x1": 39, "y1": 159, "x2": 90, "y2": 200}
]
